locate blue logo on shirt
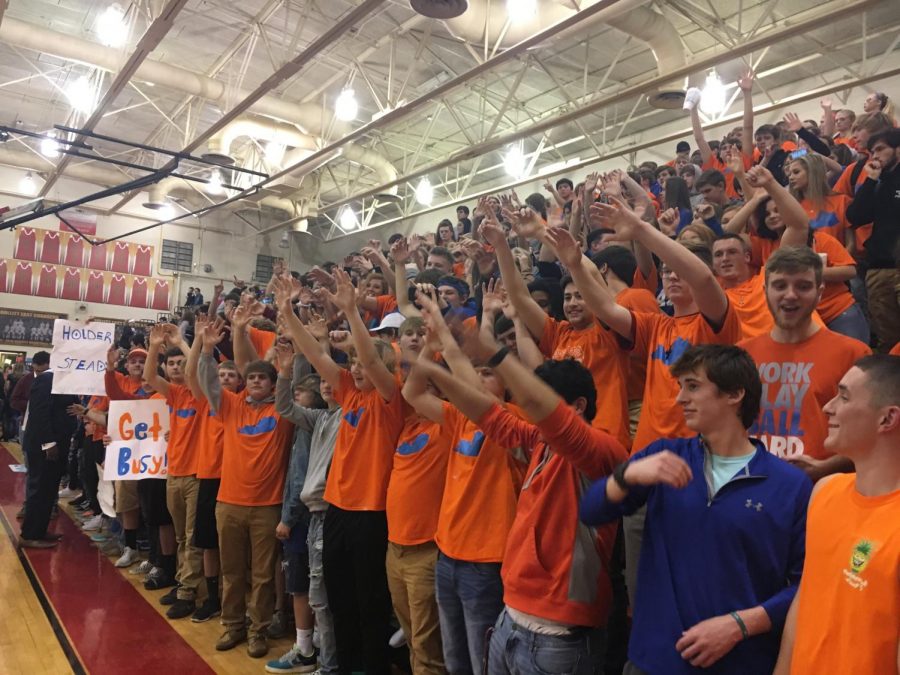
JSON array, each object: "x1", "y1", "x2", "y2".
[
  {"x1": 651, "y1": 337, "x2": 692, "y2": 366},
  {"x1": 454, "y1": 431, "x2": 485, "y2": 457},
  {"x1": 809, "y1": 211, "x2": 839, "y2": 231},
  {"x1": 174, "y1": 408, "x2": 197, "y2": 419},
  {"x1": 397, "y1": 433, "x2": 430, "y2": 456},
  {"x1": 343, "y1": 407, "x2": 364, "y2": 428},
  {"x1": 237, "y1": 416, "x2": 277, "y2": 436}
]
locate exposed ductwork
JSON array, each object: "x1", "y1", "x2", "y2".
[
  {"x1": 0, "y1": 17, "x2": 400, "y2": 177},
  {"x1": 438, "y1": 0, "x2": 693, "y2": 107}
]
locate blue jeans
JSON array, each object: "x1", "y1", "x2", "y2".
[
  {"x1": 488, "y1": 609, "x2": 593, "y2": 675},
  {"x1": 435, "y1": 552, "x2": 504, "y2": 674},
  {"x1": 826, "y1": 302, "x2": 870, "y2": 345},
  {"x1": 307, "y1": 511, "x2": 339, "y2": 674}
]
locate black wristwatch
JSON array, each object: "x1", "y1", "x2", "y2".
[
  {"x1": 486, "y1": 346, "x2": 510, "y2": 368},
  {"x1": 612, "y1": 461, "x2": 632, "y2": 491}
]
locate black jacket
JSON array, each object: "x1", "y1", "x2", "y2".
[
  {"x1": 846, "y1": 164, "x2": 900, "y2": 269},
  {"x1": 22, "y1": 372, "x2": 78, "y2": 451}
]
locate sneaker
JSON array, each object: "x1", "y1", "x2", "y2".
[
  {"x1": 267, "y1": 609, "x2": 289, "y2": 639},
  {"x1": 166, "y1": 598, "x2": 195, "y2": 620},
  {"x1": 130, "y1": 560, "x2": 153, "y2": 576},
  {"x1": 144, "y1": 569, "x2": 176, "y2": 591},
  {"x1": 74, "y1": 500, "x2": 91, "y2": 511},
  {"x1": 58, "y1": 488, "x2": 80, "y2": 499},
  {"x1": 248, "y1": 635, "x2": 269, "y2": 659},
  {"x1": 215, "y1": 628, "x2": 247, "y2": 652},
  {"x1": 159, "y1": 584, "x2": 182, "y2": 605},
  {"x1": 265, "y1": 644, "x2": 318, "y2": 673},
  {"x1": 191, "y1": 598, "x2": 221, "y2": 623},
  {"x1": 389, "y1": 627, "x2": 406, "y2": 648},
  {"x1": 99, "y1": 542, "x2": 124, "y2": 557},
  {"x1": 114, "y1": 546, "x2": 139, "y2": 568},
  {"x1": 82, "y1": 515, "x2": 102, "y2": 531}
]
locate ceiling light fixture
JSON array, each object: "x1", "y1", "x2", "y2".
[
  {"x1": 66, "y1": 76, "x2": 96, "y2": 115},
  {"x1": 278, "y1": 231, "x2": 291, "y2": 249},
  {"x1": 699, "y1": 70, "x2": 727, "y2": 116},
  {"x1": 97, "y1": 4, "x2": 128, "y2": 48},
  {"x1": 264, "y1": 141, "x2": 286, "y2": 167},
  {"x1": 414, "y1": 177, "x2": 434, "y2": 206},
  {"x1": 506, "y1": 0, "x2": 538, "y2": 22},
  {"x1": 335, "y1": 89, "x2": 358, "y2": 122},
  {"x1": 40, "y1": 132, "x2": 60, "y2": 159},
  {"x1": 339, "y1": 206, "x2": 359, "y2": 230},
  {"x1": 206, "y1": 169, "x2": 225, "y2": 196},
  {"x1": 503, "y1": 142, "x2": 527, "y2": 179},
  {"x1": 19, "y1": 171, "x2": 35, "y2": 194}
]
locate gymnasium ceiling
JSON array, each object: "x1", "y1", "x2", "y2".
[{"x1": 0, "y1": 0, "x2": 898, "y2": 239}]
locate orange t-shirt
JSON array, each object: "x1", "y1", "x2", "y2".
[
  {"x1": 630, "y1": 305, "x2": 743, "y2": 452},
  {"x1": 889, "y1": 341, "x2": 900, "y2": 356},
  {"x1": 789, "y1": 474, "x2": 900, "y2": 675},
  {"x1": 833, "y1": 160, "x2": 872, "y2": 253},
  {"x1": 739, "y1": 328, "x2": 870, "y2": 460},
  {"x1": 539, "y1": 315, "x2": 631, "y2": 449},
  {"x1": 249, "y1": 326, "x2": 276, "y2": 360},
  {"x1": 632, "y1": 263, "x2": 659, "y2": 294},
  {"x1": 452, "y1": 261, "x2": 466, "y2": 279},
  {"x1": 164, "y1": 383, "x2": 204, "y2": 477},
  {"x1": 385, "y1": 414, "x2": 450, "y2": 545},
  {"x1": 832, "y1": 134, "x2": 857, "y2": 149},
  {"x1": 722, "y1": 273, "x2": 826, "y2": 339},
  {"x1": 749, "y1": 231, "x2": 856, "y2": 324},
  {"x1": 362, "y1": 294, "x2": 399, "y2": 329},
  {"x1": 703, "y1": 154, "x2": 753, "y2": 200},
  {"x1": 800, "y1": 194, "x2": 852, "y2": 246},
  {"x1": 216, "y1": 387, "x2": 294, "y2": 506},
  {"x1": 324, "y1": 369, "x2": 405, "y2": 511},
  {"x1": 435, "y1": 402, "x2": 524, "y2": 563},
  {"x1": 88, "y1": 394, "x2": 109, "y2": 441},
  {"x1": 195, "y1": 406, "x2": 223, "y2": 480},
  {"x1": 617, "y1": 287, "x2": 661, "y2": 402}
]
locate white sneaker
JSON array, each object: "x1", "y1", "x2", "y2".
[
  {"x1": 58, "y1": 488, "x2": 80, "y2": 499},
  {"x1": 81, "y1": 514, "x2": 103, "y2": 531},
  {"x1": 130, "y1": 559, "x2": 153, "y2": 576},
  {"x1": 115, "y1": 546, "x2": 139, "y2": 568},
  {"x1": 389, "y1": 627, "x2": 406, "y2": 648},
  {"x1": 683, "y1": 86, "x2": 702, "y2": 111}
]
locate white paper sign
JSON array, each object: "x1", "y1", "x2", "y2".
[
  {"x1": 50, "y1": 320, "x2": 115, "y2": 395},
  {"x1": 103, "y1": 399, "x2": 170, "y2": 481}
]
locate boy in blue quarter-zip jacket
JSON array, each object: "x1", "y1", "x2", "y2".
[{"x1": 580, "y1": 344, "x2": 812, "y2": 675}]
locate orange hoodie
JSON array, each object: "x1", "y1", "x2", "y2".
[{"x1": 477, "y1": 401, "x2": 627, "y2": 626}]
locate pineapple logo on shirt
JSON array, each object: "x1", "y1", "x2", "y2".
[
  {"x1": 843, "y1": 539, "x2": 877, "y2": 590},
  {"x1": 749, "y1": 361, "x2": 812, "y2": 458}
]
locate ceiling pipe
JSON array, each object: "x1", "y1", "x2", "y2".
[
  {"x1": 0, "y1": 16, "x2": 399, "y2": 178},
  {"x1": 440, "y1": 0, "x2": 694, "y2": 105}
]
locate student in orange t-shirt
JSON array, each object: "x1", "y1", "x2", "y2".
[
  {"x1": 786, "y1": 153, "x2": 853, "y2": 246},
  {"x1": 196, "y1": 311, "x2": 294, "y2": 658},
  {"x1": 774, "y1": 355, "x2": 900, "y2": 675},
  {"x1": 410, "y1": 332, "x2": 626, "y2": 670},
  {"x1": 144, "y1": 324, "x2": 208, "y2": 620},
  {"x1": 481, "y1": 217, "x2": 631, "y2": 450},
  {"x1": 402, "y1": 294, "x2": 527, "y2": 675},
  {"x1": 545, "y1": 198, "x2": 743, "y2": 609},
  {"x1": 278, "y1": 271, "x2": 404, "y2": 674},
  {"x1": 740, "y1": 247, "x2": 870, "y2": 482},
  {"x1": 185, "y1": 318, "x2": 243, "y2": 624}
]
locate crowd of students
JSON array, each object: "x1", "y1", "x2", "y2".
[{"x1": 15, "y1": 74, "x2": 900, "y2": 675}]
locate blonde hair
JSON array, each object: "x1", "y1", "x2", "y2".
[
  {"x1": 676, "y1": 223, "x2": 717, "y2": 248},
  {"x1": 788, "y1": 154, "x2": 831, "y2": 211}
]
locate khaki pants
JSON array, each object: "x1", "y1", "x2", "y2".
[
  {"x1": 866, "y1": 268, "x2": 900, "y2": 352},
  {"x1": 386, "y1": 541, "x2": 444, "y2": 675},
  {"x1": 114, "y1": 479, "x2": 139, "y2": 513},
  {"x1": 216, "y1": 502, "x2": 281, "y2": 638},
  {"x1": 165, "y1": 475, "x2": 202, "y2": 601}
]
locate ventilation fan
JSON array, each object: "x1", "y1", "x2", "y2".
[{"x1": 409, "y1": 0, "x2": 468, "y2": 19}]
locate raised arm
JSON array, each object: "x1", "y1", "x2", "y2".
[
  {"x1": 230, "y1": 299, "x2": 259, "y2": 373},
  {"x1": 738, "y1": 71, "x2": 755, "y2": 162},
  {"x1": 197, "y1": 320, "x2": 226, "y2": 411},
  {"x1": 745, "y1": 166, "x2": 810, "y2": 248},
  {"x1": 391, "y1": 237, "x2": 422, "y2": 318},
  {"x1": 143, "y1": 324, "x2": 171, "y2": 397},
  {"x1": 401, "y1": 347, "x2": 446, "y2": 424},
  {"x1": 688, "y1": 95, "x2": 714, "y2": 164},
  {"x1": 819, "y1": 98, "x2": 835, "y2": 139},
  {"x1": 597, "y1": 197, "x2": 729, "y2": 326},
  {"x1": 326, "y1": 268, "x2": 397, "y2": 402},
  {"x1": 544, "y1": 225, "x2": 633, "y2": 339},
  {"x1": 416, "y1": 291, "x2": 482, "y2": 389},
  {"x1": 413, "y1": 357, "x2": 495, "y2": 424},
  {"x1": 273, "y1": 276, "x2": 343, "y2": 391},
  {"x1": 185, "y1": 314, "x2": 208, "y2": 401}
]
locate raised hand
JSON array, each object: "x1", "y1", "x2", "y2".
[
  {"x1": 820, "y1": 97, "x2": 833, "y2": 110},
  {"x1": 782, "y1": 112, "x2": 803, "y2": 133},
  {"x1": 273, "y1": 341, "x2": 294, "y2": 373},
  {"x1": 481, "y1": 278, "x2": 506, "y2": 315},
  {"x1": 725, "y1": 149, "x2": 745, "y2": 176},
  {"x1": 390, "y1": 237, "x2": 411, "y2": 264},
  {"x1": 745, "y1": 165, "x2": 775, "y2": 189},
  {"x1": 736, "y1": 70, "x2": 754, "y2": 92},
  {"x1": 271, "y1": 275, "x2": 293, "y2": 310},
  {"x1": 212, "y1": 279, "x2": 224, "y2": 300},
  {"x1": 543, "y1": 226, "x2": 584, "y2": 269},
  {"x1": 325, "y1": 268, "x2": 358, "y2": 314},
  {"x1": 308, "y1": 266, "x2": 336, "y2": 291},
  {"x1": 306, "y1": 311, "x2": 329, "y2": 341},
  {"x1": 501, "y1": 203, "x2": 545, "y2": 240},
  {"x1": 328, "y1": 330, "x2": 353, "y2": 353},
  {"x1": 107, "y1": 345, "x2": 121, "y2": 369},
  {"x1": 601, "y1": 171, "x2": 623, "y2": 198},
  {"x1": 367, "y1": 238, "x2": 383, "y2": 253},
  {"x1": 584, "y1": 171, "x2": 600, "y2": 195},
  {"x1": 149, "y1": 323, "x2": 169, "y2": 348},
  {"x1": 231, "y1": 302, "x2": 251, "y2": 331},
  {"x1": 589, "y1": 196, "x2": 647, "y2": 242},
  {"x1": 694, "y1": 202, "x2": 715, "y2": 221},
  {"x1": 201, "y1": 318, "x2": 226, "y2": 348}
]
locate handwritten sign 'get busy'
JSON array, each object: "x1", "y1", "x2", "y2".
[
  {"x1": 50, "y1": 320, "x2": 115, "y2": 395},
  {"x1": 103, "y1": 399, "x2": 170, "y2": 481}
]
